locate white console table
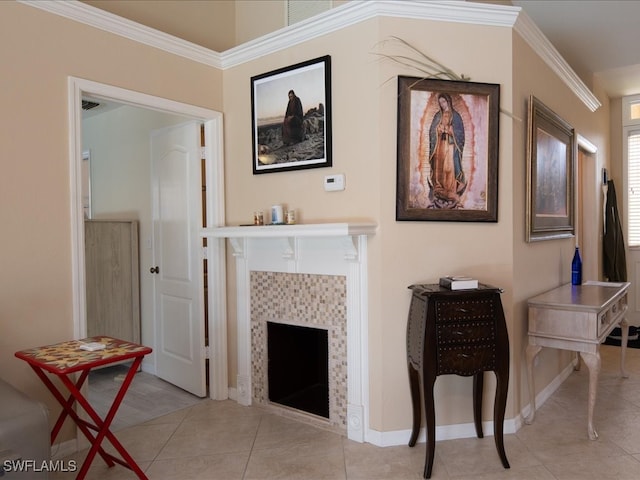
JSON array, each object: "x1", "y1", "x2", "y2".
[{"x1": 525, "y1": 281, "x2": 630, "y2": 440}]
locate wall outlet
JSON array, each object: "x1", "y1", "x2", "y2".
[{"x1": 324, "y1": 174, "x2": 345, "y2": 191}]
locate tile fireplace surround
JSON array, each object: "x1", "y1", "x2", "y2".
[
  {"x1": 203, "y1": 222, "x2": 376, "y2": 442},
  {"x1": 250, "y1": 271, "x2": 347, "y2": 429}
]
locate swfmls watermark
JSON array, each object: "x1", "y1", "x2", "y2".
[{"x1": 2, "y1": 459, "x2": 78, "y2": 474}]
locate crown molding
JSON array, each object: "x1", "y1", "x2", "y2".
[
  {"x1": 221, "y1": 0, "x2": 519, "y2": 69},
  {"x1": 20, "y1": 0, "x2": 600, "y2": 111},
  {"x1": 513, "y1": 9, "x2": 601, "y2": 112},
  {"x1": 19, "y1": 0, "x2": 223, "y2": 68}
]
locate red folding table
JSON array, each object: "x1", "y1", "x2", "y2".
[{"x1": 15, "y1": 336, "x2": 152, "y2": 479}]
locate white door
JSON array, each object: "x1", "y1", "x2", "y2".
[{"x1": 151, "y1": 121, "x2": 206, "y2": 397}]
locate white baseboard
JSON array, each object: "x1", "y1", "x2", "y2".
[
  {"x1": 364, "y1": 360, "x2": 575, "y2": 447},
  {"x1": 365, "y1": 416, "x2": 519, "y2": 447},
  {"x1": 224, "y1": 360, "x2": 575, "y2": 448}
]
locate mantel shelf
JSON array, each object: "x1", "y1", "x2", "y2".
[{"x1": 201, "y1": 222, "x2": 377, "y2": 239}]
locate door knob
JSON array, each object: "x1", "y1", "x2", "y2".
[{"x1": 150, "y1": 266, "x2": 159, "y2": 274}]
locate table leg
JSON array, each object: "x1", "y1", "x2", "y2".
[
  {"x1": 61, "y1": 356, "x2": 148, "y2": 479},
  {"x1": 493, "y1": 368, "x2": 510, "y2": 469},
  {"x1": 579, "y1": 351, "x2": 601, "y2": 440},
  {"x1": 472, "y1": 372, "x2": 484, "y2": 438},
  {"x1": 407, "y1": 362, "x2": 421, "y2": 447},
  {"x1": 28, "y1": 366, "x2": 114, "y2": 467},
  {"x1": 422, "y1": 371, "x2": 437, "y2": 479},
  {"x1": 525, "y1": 344, "x2": 542, "y2": 425},
  {"x1": 619, "y1": 316, "x2": 629, "y2": 379}
]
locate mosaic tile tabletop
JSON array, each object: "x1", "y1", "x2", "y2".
[{"x1": 15, "y1": 336, "x2": 152, "y2": 374}]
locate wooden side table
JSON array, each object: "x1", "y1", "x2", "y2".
[
  {"x1": 406, "y1": 284, "x2": 510, "y2": 479},
  {"x1": 16, "y1": 336, "x2": 152, "y2": 479},
  {"x1": 526, "y1": 281, "x2": 630, "y2": 440}
]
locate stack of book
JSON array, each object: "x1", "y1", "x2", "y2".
[{"x1": 439, "y1": 276, "x2": 478, "y2": 290}]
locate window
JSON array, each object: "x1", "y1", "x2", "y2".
[
  {"x1": 627, "y1": 130, "x2": 640, "y2": 245},
  {"x1": 624, "y1": 94, "x2": 640, "y2": 246}
]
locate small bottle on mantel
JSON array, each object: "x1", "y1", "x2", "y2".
[{"x1": 571, "y1": 246, "x2": 582, "y2": 285}]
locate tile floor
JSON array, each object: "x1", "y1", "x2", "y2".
[
  {"x1": 86, "y1": 364, "x2": 206, "y2": 431},
  {"x1": 51, "y1": 344, "x2": 640, "y2": 479}
]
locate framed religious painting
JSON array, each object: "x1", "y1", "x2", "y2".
[
  {"x1": 526, "y1": 95, "x2": 576, "y2": 242},
  {"x1": 396, "y1": 76, "x2": 500, "y2": 222},
  {"x1": 250, "y1": 55, "x2": 332, "y2": 174}
]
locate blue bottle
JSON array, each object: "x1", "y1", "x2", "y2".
[{"x1": 571, "y1": 247, "x2": 582, "y2": 285}]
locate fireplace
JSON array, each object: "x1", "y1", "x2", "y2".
[
  {"x1": 267, "y1": 321, "x2": 329, "y2": 418},
  {"x1": 204, "y1": 222, "x2": 376, "y2": 441}
]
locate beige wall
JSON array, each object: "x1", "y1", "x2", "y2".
[
  {"x1": 0, "y1": 2, "x2": 222, "y2": 441},
  {"x1": 83, "y1": 0, "x2": 353, "y2": 49},
  {"x1": 223, "y1": 15, "x2": 516, "y2": 432},
  {"x1": 610, "y1": 98, "x2": 624, "y2": 217},
  {"x1": 511, "y1": 32, "x2": 612, "y2": 411},
  {"x1": 378, "y1": 18, "x2": 514, "y2": 430},
  {"x1": 83, "y1": 0, "x2": 237, "y2": 52},
  {"x1": 223, "y1": 12, "x2": 611, "y2": 433},
  {"x1": 1, "y1": 0, "x2": 613, "y2": 443}
]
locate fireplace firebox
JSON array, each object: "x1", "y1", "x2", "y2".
[{"x1": 267, "y1": 321, "x2": 329, "y2": 418}]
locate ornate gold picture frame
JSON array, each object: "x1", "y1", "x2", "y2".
[{"x1": 526, "y1": 95, "x2": 576, "y2": 242}]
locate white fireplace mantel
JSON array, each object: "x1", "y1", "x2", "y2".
[
  {"x1": 202, "y1": 221, "x2": 376, "y2": 442},
  {"x1": 203, "y1": 222, "x2": 377, "y2": 238},
  {"x1": 203, "y1": 222, "x2": 376, "y2": 261}
]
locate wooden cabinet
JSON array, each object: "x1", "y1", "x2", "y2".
[
  {"x1": 84, "y1": 220, "x2": 140, "y2": 344},
  {"x1": 406, "y1": 284, "x2": 510, "y2": 479}
]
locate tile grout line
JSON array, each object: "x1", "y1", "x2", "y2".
[
  {"x1": 241, "y1": 410, "x2": 264, "y2": 480},
  {"x1": 144, "y1": 403, "x2": 196, "y2": 474},
  {"x1": 341, "y1": 436, "x2": 349, "y2": 480}
]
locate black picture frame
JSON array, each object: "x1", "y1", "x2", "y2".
[
  {"x1": 526, "y1": 95, "x2": 576, "y2": 242},
  {"x1": 396, "y1": 76, "x2": 500, "y2": 222},
  {"x1": 251, "y1": 56, "x2": 332, "y2": 174}
]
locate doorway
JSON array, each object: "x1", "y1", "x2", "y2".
[
  {"x1": 576, "y1": 134, "x2": 600, "y2": 281},
  {"x1": 68, "y1": 77, "x2": 228, "y2": 406}
]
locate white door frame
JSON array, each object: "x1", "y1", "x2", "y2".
[
  {"x1": 67, "y1": 76, "x2": 228, "y2": 400},
  {"x1": 576, "y1": 134, "x2": 599, "y2": 281}
]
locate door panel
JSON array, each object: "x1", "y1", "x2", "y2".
[{"x1": 152, "y1": 121, "x2": 206, "y2": 397}]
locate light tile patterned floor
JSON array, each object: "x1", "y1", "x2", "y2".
[
  {"x1": 52, "y1": 345, "x2": 640, "y2": 479},
  {"x1": 86, "y1": 364, "x2": 206, "y2": 431}
]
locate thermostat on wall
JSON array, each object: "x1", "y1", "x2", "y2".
[{"x1": 324, "y1": 174, "x2": 345, "y2": 191}]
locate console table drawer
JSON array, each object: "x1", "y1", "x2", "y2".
[
  {"x1": 437, "y1": 345, "x2": 496, "y2": 375},
  {"x1": 598, "y1": 293, "x2": 628, "y2": 336},
  {"x1": 437, "y1": 322, "x2": 495, "y2": 345},
  {"x1": 435, "y1": 298, "x2": 495, "y2": 323}
]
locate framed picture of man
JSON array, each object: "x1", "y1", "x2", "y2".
[
  {"x1": 250, "y1": 56, "x2": 332, "y2": 174},
  {"x1": 526, "y1": 95, "x2": 576, "y2": 241},
  {"x1": 396, "y1": 77, "x2": 500, "y2": 222}
]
